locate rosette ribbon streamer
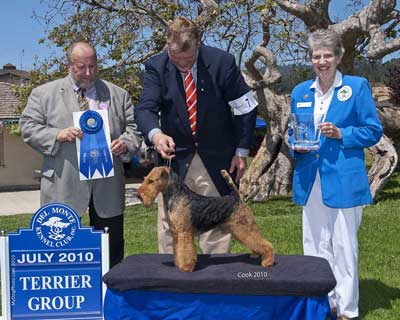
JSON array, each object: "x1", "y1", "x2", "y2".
[{"x1": 79, "y1": 110, "x2": 113, "y2": 179}]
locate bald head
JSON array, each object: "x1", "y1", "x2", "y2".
[
  {"x1": 67, "y1": 42, "x2": 98, "y2": 89},
  {"x1": 67, "y1": 42, "x2": 97, "y2": 64}
]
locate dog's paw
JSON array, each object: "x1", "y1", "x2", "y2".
[
  {"x1": 261, "y1": 253, "x2": 275, "y2": 268},
  {"x1": 177, "y1": 263, "x2": 196, "y2": 272}
]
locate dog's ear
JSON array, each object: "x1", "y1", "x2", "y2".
[{"x1": 159, "y1": 169, "x2": 169, "y2": 182}]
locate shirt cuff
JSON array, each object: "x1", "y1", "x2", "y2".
[
  {"x1": 235, "y1": 148, "x2": 249, "y2": 157},
  {"x1": 148, "y1": 128, "x2": 162, "y2": 143}
]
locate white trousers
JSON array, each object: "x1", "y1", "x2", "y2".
[
  {"x1": 157, "y1": 153, "x2": 232, "y2": 254},
  {"x1": 303, "y1": 172, "x2": 362, "y2": 318}
]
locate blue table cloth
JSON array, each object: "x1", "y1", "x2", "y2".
[{"x1": 103, "y1": 254, "x2": 336, "y2": 320}]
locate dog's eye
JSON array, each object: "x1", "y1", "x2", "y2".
[{"x1": 147, "y1": 178, "x2": 154, "y2": 184}]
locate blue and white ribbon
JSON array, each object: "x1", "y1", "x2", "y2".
[{"x1": 79, "y1": 110, "x2": 113, "y2": 179}]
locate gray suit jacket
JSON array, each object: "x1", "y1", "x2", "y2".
[{"x1": 20, "y1": 76, "x2": 142, "y2": 218}]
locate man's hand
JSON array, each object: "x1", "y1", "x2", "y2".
[
  {"x1": 56, "y1": 127, "x2": 82, "y2": 142},
  {"x1": 152, "y1": 132, "x2": 176, "y2": 159},
  {"x1": 111, "y1": 139, "x2": 128, "y2": 156},
  {"x1": 229, "y1": 155, "x2": 247, "y2": 184}
]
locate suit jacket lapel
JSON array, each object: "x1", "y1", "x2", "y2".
[
  {"x1": 196, "y1": 47, "x2": 210, "y2": 134},
  {"x1": 166, "y1": 61, "x2": 192, "y2": 136},
  {"x1": 60, "y1": 77, "x2": 80, "y2": 113},
  {"x1": 95, "y1": 79, "x2": 111, "y2": 106},
  {"x1": 93, "y1": 79, "x2": 116, "y2": 137},
  {"x1": 95, "y1": 79, "x2": 112, "y2": 122}
]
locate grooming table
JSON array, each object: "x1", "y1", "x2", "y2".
[{"x1": 103, "y1": 254, "x2": 336, "y2": 320}]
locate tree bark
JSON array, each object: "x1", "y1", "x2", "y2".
[
  {"x1": 241, "y1": 0, "x2": 400, "y2": 202},
  {"x1": 368, "y1": 134, "x2": 398, "y2": 198},
  {"x1": 240, "y1": 46, "x2": 294, "y2": 201}
]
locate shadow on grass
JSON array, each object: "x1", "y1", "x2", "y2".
[
  {"x1": 249, "y1": 196, "x2": 301, "y2": 217},
  {"x1": 375, "y1": 173, "x2": 400, "y2": 202},
  {"x1": 360, "y1": 279, "x2": 400, "y2": 317}
]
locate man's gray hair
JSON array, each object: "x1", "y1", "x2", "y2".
[
  {"x1": 308, "y1": 29, "x2": 345, "y2": 58},
  {"x1": 66, "y1": 41, "x2": 97, "y2": 64}
]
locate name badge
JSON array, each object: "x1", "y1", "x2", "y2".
[{"x1": 297, "y1": 102, "x2": 312, "y2": 108}]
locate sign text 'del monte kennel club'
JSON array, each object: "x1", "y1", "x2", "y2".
[{"x1": 3, "y1": 203, "x2": 108, "y2": 320}]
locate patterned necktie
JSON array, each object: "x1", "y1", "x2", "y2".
[
  {"x1": 184, "y1": 71, "x2": 197, "y2": 136},
  {"x1": 77, "y1": 88, "x2": 89, "y2": 111}
]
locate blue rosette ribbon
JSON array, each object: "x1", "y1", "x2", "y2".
[{"x1": 79, "y1": 110, "x2": 113, "y2": 179}]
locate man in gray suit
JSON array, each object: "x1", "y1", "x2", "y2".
[{"x1": 20, "y1": 41, "x2": 142, "y2": 267}]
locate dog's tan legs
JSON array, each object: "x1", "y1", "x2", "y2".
[
  {"x1": 173, "y1": 231, "x2": 197, "y2": 272},
  {"x1": 227, "y1": 205, "x2": 275, "y2": 268},
  {"x1": 231, "y1": 226, "x2": 275, "y2": 267},
  {"x1": 168, "y1": 204, "x2": 197, "y2": 272}
]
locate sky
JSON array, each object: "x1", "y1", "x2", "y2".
[
  {"x1": 0, "y1": 0, "x2": 62, "y2": 70},
  {"x1": 0, "y1": 1, "x2": 398, "y2": 71}
]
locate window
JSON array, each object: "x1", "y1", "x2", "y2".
[{"x1": 0, "y1": 128, "x2": 5, "y2": 166}]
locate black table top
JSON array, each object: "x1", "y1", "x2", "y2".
[{"x1": 103, "y1": 253, "x2": 336, "y2": 297}]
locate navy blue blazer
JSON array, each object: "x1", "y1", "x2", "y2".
[
  {"x1": 289, "y1": 75, "x2": 383, "y2": 208},
  {"x1": 135, "y1": 45, "x2": 256, "y2": 195}
]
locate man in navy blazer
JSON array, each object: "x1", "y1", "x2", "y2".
[{"x1": 135, "y1": 17, "x2": 257, "y2": 254}]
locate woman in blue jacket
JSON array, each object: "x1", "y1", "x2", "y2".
[{"x1": 289, "y1": 29, "x2": 383, "y2": 320}]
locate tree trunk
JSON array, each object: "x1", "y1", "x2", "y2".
[
  {"x1": 239, "y1": 86, "x2": 294, "y2": 201},
  {"x1": 240, "y1": 137, "x2": 294, "y2": 201},
  {"x1": 240, "y1": 86, "x2": 400, "y2": 202},
  {"x1": 240, "y1": 46, "x2": 295, "y2": 201},
  {"x1": 368, "y1": 134, "x2": 398, "y2": 198},
  {"x1": 239, "y1": 0, "x2": 400, "y2": 202}
]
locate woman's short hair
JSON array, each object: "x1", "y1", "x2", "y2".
[
  {"x1": 166, "y1": 17, "x2": 200, "y2": 52},
  {"x1": 308, "y1": 29, "x2": 345, "y2": 58}
]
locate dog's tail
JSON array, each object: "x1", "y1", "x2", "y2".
[{"x1": 220, "y1": 170, "x2": 240, "y2": 199}]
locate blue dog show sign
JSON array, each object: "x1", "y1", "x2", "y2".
[{"x1": 3, "y1": 203, "x2": 107, "y2": 320}]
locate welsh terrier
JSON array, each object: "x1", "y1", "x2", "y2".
[{"x1": 137, "y1": 166, "x2": 275, "y2": 272}]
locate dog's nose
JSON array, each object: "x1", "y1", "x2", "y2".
[{"x1": 137, "y1": 192, "x2": 143, "y2": 202}]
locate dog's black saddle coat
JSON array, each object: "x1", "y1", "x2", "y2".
[{"x1": 163, "y1": 170, "x2": 239, "y2": 232}]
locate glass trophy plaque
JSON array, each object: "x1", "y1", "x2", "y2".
[{"x1": 290, "y1": 113, "x2": 324, "y2": 150}]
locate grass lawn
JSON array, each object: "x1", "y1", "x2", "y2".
[{"x1": 1, "y1": 173, "x2": 399, "y2": 319}]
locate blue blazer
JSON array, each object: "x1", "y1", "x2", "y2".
[
  {"x1": 289, "y1": 75, "x2": 383, "y2": 208},
  {"x1": 135, "y1": 45, "x2": 256, "y2": 195}
]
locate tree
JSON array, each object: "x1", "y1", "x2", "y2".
[
  {"x1": 240, "y1": 0, "x2": 400, "y2": 201},
  {"x1": 17, "y1": 0, "x2": 400, "y2": 200}
]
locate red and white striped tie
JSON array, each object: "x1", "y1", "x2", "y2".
[{"x1": 184, "y1": 71, "x2": 197, "y2": 136}]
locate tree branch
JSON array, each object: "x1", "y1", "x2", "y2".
[
  {"x1": 238, "y1": 3, "x2": 252, "y2": 67},
  {"x1": 81, "y1": 0, "x2": 168, "y2": 27},
  {"x1": 195, "y1": 0, "x2": 220, "y2": 33},
  {"x1": 368, "y1": 24, "x2": 400, "y2": 59},
  {"x1": 333, "y1": 0, "x2": 397, "y2": 60},
  {"x1": 368, "y1": 134, "x2": 398, "y2": 199},
  {"x1": 275, "y1": 0, "x2": 331, "y2": 29},
  {"x1": 260, "y1": 4, "x2": 274, "y2": 47},
  {"x1": 244, "y1": 46, "x2": 281, "y2": 89}
]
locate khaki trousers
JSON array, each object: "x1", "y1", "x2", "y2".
[{"x1": 157, "y1": 154, "x2": 232, "y2": 254}]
